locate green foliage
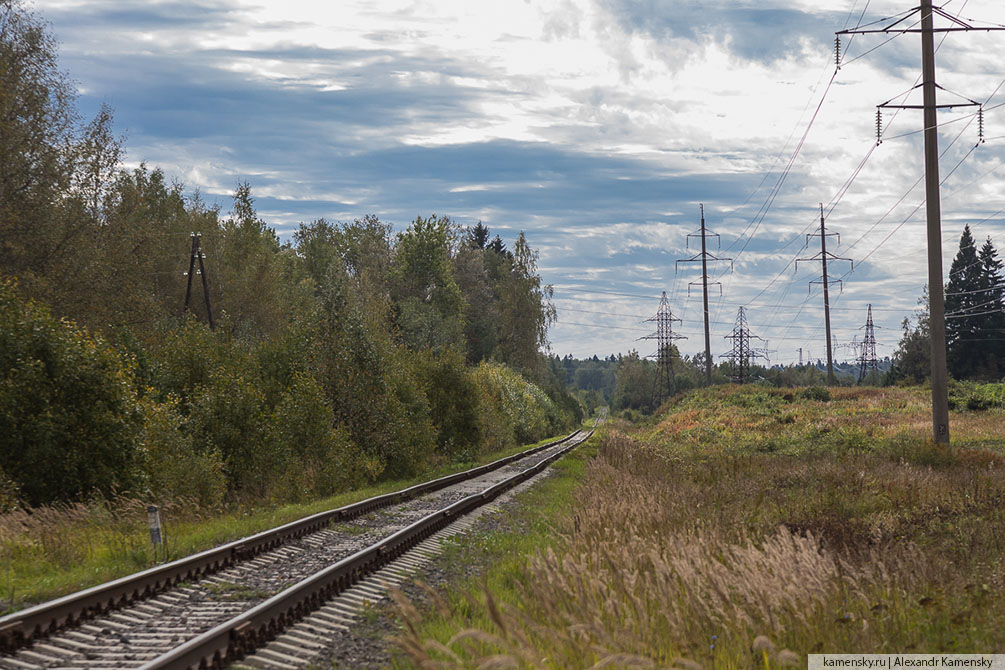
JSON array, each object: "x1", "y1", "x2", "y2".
[
  {"x1": 266, "y1": 373, "x2": 380, "y2": 500},
  {"x1": 0, "y1": 2, "x2": 579, "y2": 510},
  {"x1": 150, "y1": 316, "x2": 241, "y2": 399},
  {"x1": 471, "y1": 363, "x2": 556, "y2": 450},
  {"x1": 494, "y1": 232, "x2": 555, "y2": 375},
  {"x1": 0, "y1": 282, "x2": 144, "y2": 505},
  {"x1": 316, "y1": 267, "x2": 428, "y2": 478},
  {"x1": 798, "y1": 386, "x2": 831, "y2": 402},
  {"x1": 0, "y1": 468, "x2": 20, "y2": 512},
  {"x1": 0, "y1": 0, "x2": 85, "y2": 289},
  {"x1": 946, "y1": 226, "x2": 984, "y2": 379},
  {"x1": 414, "y1": 348, "x2": 482, "y2": 459},
  {"x1": 141, "y1": 396, "x2": 226, "y2": 507},
  {"x1": 940, "y1": 228, "x2": 1005, "y2": 381},
  {"x1": 391, "y1": 215, "x2": 466, "y2": 351},
  {"x1": 613, "y1": 350, "x2": 655, "y2": 413},
  {"x1": 186, "y1": 365, "x2": 269, "y2": 494},
  {"x1": 948, "y1": 381, "x2": 1005, "y2": 412},
  {"x1": 889, "y1": 289, "x2": 931, "y2": 385}
]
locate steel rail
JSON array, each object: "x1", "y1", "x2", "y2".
[
  {"x1": 0, "y1": 430, "x2": 583, "y2": 651},
  {"x1": 139, "y1": 430, "x2": 591, "y2": 670}
]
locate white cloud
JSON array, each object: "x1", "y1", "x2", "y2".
[{"x1": 32, "y1": 0, "x2": 1005, "y2": 361}]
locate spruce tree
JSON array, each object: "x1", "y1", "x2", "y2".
[
  {"x1": 976, "y1": 236, "x2": 1005, "y2": 377},
  {"x1": 945, "y1": 225, "x2": 983, "y2": 378}
]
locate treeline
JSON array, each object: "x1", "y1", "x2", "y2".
[
  {"x1": 561, "y1": 350, "x2": 847, "y2": 416},
  {"x1": 890, "y1": 224, "x2": 1005, "y2": 384},
  {"x1": 0, "y1": 1, "x2": 580, "y2": 508}
]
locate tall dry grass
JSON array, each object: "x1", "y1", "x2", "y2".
[
  {"x1": 0, "y1": 494, "x2": 202, "y2": 608},
  {"x1": 396, "y1": 429, "x2": 1005, "y2": 668}
]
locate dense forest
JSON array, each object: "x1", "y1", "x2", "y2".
[{"x1": 0, "y1": 1, "x2": 580, "y2": 508}]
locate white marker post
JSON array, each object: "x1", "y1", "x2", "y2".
[{"x1": 147, "y1": 505, "x2": 163, "y2": 559}]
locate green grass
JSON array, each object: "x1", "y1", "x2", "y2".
[{"x1": 0, "y1": 431, "x2": 575, "y2": 610}]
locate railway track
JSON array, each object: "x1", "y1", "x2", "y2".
[{"x1": 0, "y1": 429, "x2": 592, "y2": 670}]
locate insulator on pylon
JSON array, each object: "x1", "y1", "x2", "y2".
[
  {"x1": 979, "y1": 106, "x2": 985, "y2": 144},
  {"x1": 876, "y1": 108, "x2": 883, "y2": 145},
  {"x1": 835, "y1": 36, "x2": 841, "y2": 68}
]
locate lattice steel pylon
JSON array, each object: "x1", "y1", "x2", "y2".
[
  {"x1": 720, "y1": 307, "x2": 769, "y2": 384},
  {"x1": 857, "y1": 304, "x2": 880, "y2": 382},
  {"x1": 640, "y1": 291, "x2": 686, "y2": 407},
  {"x1": 836, "y1": 335, "x2": 860, "y2": 361}
]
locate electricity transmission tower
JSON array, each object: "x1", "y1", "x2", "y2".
[
  {"x1": 676, "y1": 204, "x2": 732, "y2": 385},
  {"x1": 857, "y1": 304, "x2": 880, "y2": 382},
  {"x1": 720, "y1": 307, "x2": 769, "y2": 384},
  {"x1": 640, "y1": 291, "x2": 686, "y2": 406},
  {"x1": 838, "y1": 2, "x2": 1005, "y2": 444},
  {"x1": 184, "y1": 232, "x2": 215, "y2": 330},
  {"x1": 796, "y1": 204, "x2": 852, "y2": 386},
  {"x1": 836, "y1": 335, "x2": 860, "y2": 365}
]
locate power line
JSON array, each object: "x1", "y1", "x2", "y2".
[{"x1": 838, "y1": 0, "x2": 1005, "y2": 445}]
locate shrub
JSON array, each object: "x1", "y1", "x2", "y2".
[
  {"x1": 141, "y1": 396, "x2": 226, "y2": 508},
  {"x1": 798, "y1": 386, "x2": 831, "y2": 402},
  {"x1": 0, "y1": 282, "x2": 145, "y2": 505},
  {"x1": 149, "y1": 316, "x2": 242, "y2": 400},
  {"x1": 186, "y1": 366, "x2": 269, "y2": 495},
  {"x1": 471, "y1": 362, "x2": 554, "y2": 448},
  {"x1": 413, "y1": 348, "x2": 482, "y2": 460},
  {"x1": 266, "y1": 373, "x2": 381, "y2": 500},
  {"x1": 949, "y1": 381, "x2": 1005, "y2": 412}
]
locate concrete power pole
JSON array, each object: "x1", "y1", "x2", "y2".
[
  {"x1": 676, "y1": 204, "x2": 732, "y2": 386},
  {"x1": 796, "y1": 205, "x2": 852, "y2": 386},
  {"x1": 838, "y1": 2, "x2": 1005, "y2": 444}
]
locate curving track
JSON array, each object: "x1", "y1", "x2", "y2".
[{"x1": 0, "y1": 429, "x2": 592, "y2": 670}]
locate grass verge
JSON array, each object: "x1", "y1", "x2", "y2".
[{"x1": 0, "y1": 432, "x2": 575, "y2": 610}]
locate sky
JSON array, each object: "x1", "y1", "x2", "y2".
[{"x1": 31, "y1": 0, "x2": 1005, "y2": 364}]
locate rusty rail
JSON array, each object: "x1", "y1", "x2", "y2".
[{"x1": 0, "y1": 430, "x2": 583, "y2": 651}]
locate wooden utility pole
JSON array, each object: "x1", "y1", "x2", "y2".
[
  {"x1": 838, "y1": 2, "x2": 1005, "y2": 443},
  {"x1": 676, "y1": 204, "x2": 732, "y2": 385},
  {"x1": 796, "y1": 205, "x2": 851, "y2": 386},
  {"x1": 183, "y1": 233, "x2": 215, "y2": 330}
]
